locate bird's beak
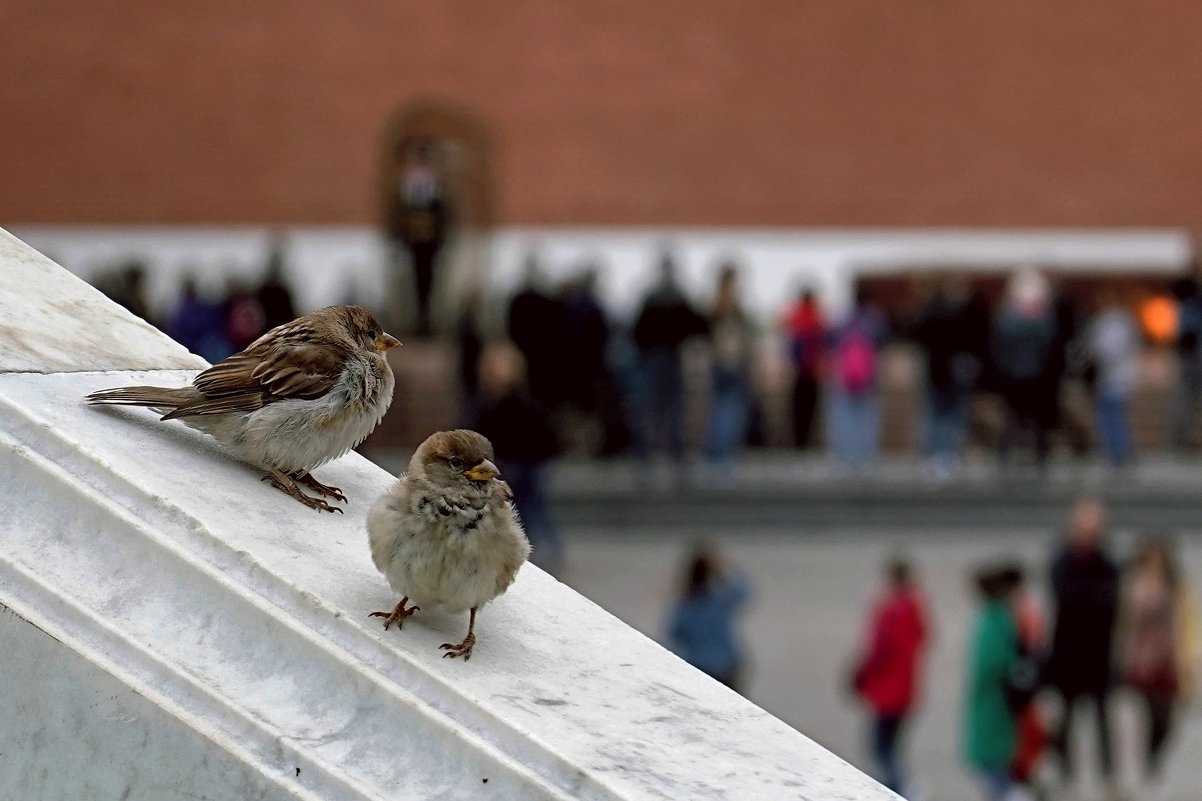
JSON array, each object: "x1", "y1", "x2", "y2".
[
  {"x1": 376, "y1": 333, "x2": 402, "y2": 352},
  {"x1": 464, "y1": 459, "x2": 499, "y2": 482}
]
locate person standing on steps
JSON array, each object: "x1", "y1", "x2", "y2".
[{"x1": 387, "y1": 140, "x2": 450, "y2": 338}]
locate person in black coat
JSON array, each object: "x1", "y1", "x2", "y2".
[
  {"x1": 256, "y1": 241, "x2": 298, "y2": 331},
  {"x1": 469, "y1": 343, "x2": 562, "y2": 576},
  {"x1": 1042, "y1": 495, "x2": 1120, "y2": 793},
  {"x1": 506, "y1": 251, "x2": 567, "y2": 412},
  {"x1": 991, "y1": 269, "x2": 1058, "y2": 470},
  {"x1": 630, "y1": 250, "x2": 708, "y2": 466},
  {"x1": 909, "y1": 279, "x2": 979, "y2": 479}
]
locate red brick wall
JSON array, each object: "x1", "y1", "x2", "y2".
[{"x1": 3, "y1": 2, "x2": 1202, "y2": 227}]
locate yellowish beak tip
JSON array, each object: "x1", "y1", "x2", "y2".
[
  {"x1": 463, "y1": 459, "x2": 500, "y2": 482},
  {"x1": 376, "y1": 334, "x2": 402, "y2": 351}
]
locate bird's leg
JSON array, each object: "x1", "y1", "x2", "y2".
[
  {"x1": 440, "y1": 607, "x2": 478, "y2": 661},
  {"x1": 368, "y1": 596, "x2": 420, "y2": 631},
  {"x1": 262, "y1": 468, "x2": 343, "y2": 514},
  {"x1": 293, "y1": 472, "x2": 347, "y2": 504}
]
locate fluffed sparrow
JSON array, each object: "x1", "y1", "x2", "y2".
[
  {"x1": 87, "y1": 304, "x2": 400, "y2": 512},
  {"x1": 367, "y1": 429, "x2": 530, "y2": 660}
]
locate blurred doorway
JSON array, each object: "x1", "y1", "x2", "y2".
[{"x1": 380, "y1": 98, "x2": 495, "y2": 337}]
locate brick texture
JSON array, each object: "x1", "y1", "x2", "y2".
[{"x1": 3, "y1": 2, "x2": 1202, "y2": 227}]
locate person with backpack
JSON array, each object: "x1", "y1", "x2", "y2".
[{"x1": 826, "y1": 288, "x2": 887, "y2": 471}]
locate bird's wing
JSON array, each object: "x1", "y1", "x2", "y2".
[{"x1": 163, "y1": 338, "x2": 347, "y2": 419}]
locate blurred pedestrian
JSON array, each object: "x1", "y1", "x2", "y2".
[
  {"x1": 169, "y1": 275, "x2": 232, "y2": 363},
  {"x1": 387, "y1": 140, "x2": 450, "y2": 337},
  {"x1": 631, "y1": 250, "x2": 708, "y2": 469},
  {"x1": 1043, "y1": 495, "x2": 1120, "y2": 798},
  {"x1": 910, "y1": 279, "x2": 979, "y2": 481},
  {"x1": 1168, "y1": 274, "x2": 1202, "y2": 451},
  {"x1": 560, "y1": 266, "x2": 609, "y2": 407},
  {"x1": 1086, "y1": 290, "x2": 1139, "y2": 468},
  {"x1": 704, "y1": 261, "x2": 755, "y2": 471},
  {"x1": 963, "y1": 565, "x2": 1021, "y2": 801},
  {"x1": 560, "y1": 265, "x2": 625, "y2": 454},
  {"x1": 221, "y1": 278, "x2": 267, "y2": 352},
  {"x1": 1117, "y1": 536, "x2": 1201, "y2": 799},
  {"x1": 852, "y1": 558, "x2": 929, "y2": 797},
  {"x1": 469, "y1": 343, "x2": 563, "y2": 575},
  {"x1": 507, "y1": 250, "x2": 566, "y2": 413},
  {"x1": 256, "y1": 240, "x2": 298, "y2": 330},
  {"x1": 102, "y1": 258, "x2": 155, "y2": 326},
  {"x1": 667, "y1": 544, "x2": 751, "y2": 691},
  {"x1": 825, "y1": 287, "x2": 887, "y2": 471},
  {"x1": 455, "y1": 283, "x2": 486, "y2": 410},
  {"x1": 1056, "y1": 287, "x2": 1096, "y2": 459},
  {"x1": 782, "y1": 288, "x2": 826, "y2": 449},
  {"x1": 998, "y1": 564, "x2": 1050, "y2": 797},
  {"x1": 992, "y1": 267, "x2": 1058, "y2": 471}
]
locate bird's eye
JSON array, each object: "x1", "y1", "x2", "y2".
[
  {"x1": 449, "y1": 456, "x2": 463, "y2": 469},
  {"x1": 368, "y1": 330, "x2": 379, "y2": 340}
]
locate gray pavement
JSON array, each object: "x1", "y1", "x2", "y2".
[{"x1": 561, "y1": 529, "x2": 1202, "y2": 801}]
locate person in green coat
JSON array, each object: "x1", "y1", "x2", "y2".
[{"x1": 963, "y1": 565, "x2": 1020, "y2": 801}]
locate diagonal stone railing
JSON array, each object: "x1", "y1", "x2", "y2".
[{"x1": 0, "y1": 227, "x2": 895, "y2": 800}]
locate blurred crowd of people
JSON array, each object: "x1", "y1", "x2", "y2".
[
  {"x1": 843, "y1": 496, "x2": 1201, "y2": 801},
  {"x1": 472, "y1": 248, "x2": 767, "y2": 487},
  {"x1": 94, "y1": 244, "x2": 297, "y2": 366},
  {"x1": 479, "y1": 249, "x2": 1202, "y2": 490},
  {"x1": 97, "y1": 241, "x2": 1202, "y2": 486}
]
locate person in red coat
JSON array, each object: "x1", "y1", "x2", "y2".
[{"x1": 853, "y1": 558, "x2": 930, "y2": 797}]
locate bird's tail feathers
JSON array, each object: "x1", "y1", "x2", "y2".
[{"x1": 86, "y1": 385, "x2": 197, "y2": 416}]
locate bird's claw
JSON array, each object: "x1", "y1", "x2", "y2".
[
  {"x1": 295, "y1": 473, "x2": 347, "y2": 503},
  {"x1": 369, "y1": 601, "x2": 419, "y2": 630},
  {"x1": 440, "y1": 633, "x2": 476, "y2": 661},
  {"x1": 264, "y1": 471, "x2": 345, "y2": 513},
  {"x1": 308, "y1": 498, "x2": 344, "y2": 514},
  {"x1": 295, "y1": 491, "x2": 344, "y2": 514}
]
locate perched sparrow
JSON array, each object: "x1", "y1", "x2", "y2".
[
  {"x1": 367, "y1": 429, "x2": 530, "y2": 660},
  {"x1": 87, "y1": 305, "x2": 399, "y2": 512}
]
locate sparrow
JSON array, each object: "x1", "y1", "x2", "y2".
[
  {"x1": 367, "y1": 429, "x2": 530, "y2": 660},
  {"x1": 87, "y1": 305, "x2": 400, "y2": 512}
]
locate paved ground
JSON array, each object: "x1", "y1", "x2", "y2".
[{"x1": 559, "y1": 528, "x2": 1202, "y2": 801}]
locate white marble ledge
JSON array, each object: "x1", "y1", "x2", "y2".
[
  {"x1": 0, "y1": 368, "x2": 895, "y2": 801},
  {"x1": 0, "y1": 227, "x2": 205, "y2": 373}
]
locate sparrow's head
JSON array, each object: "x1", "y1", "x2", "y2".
[
  {"x1": 412, "y1": 429, "x2": 500, "y2": 488},
  {"x1": 332, "y1": 305, "x2": 401, "y2": 354}
]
